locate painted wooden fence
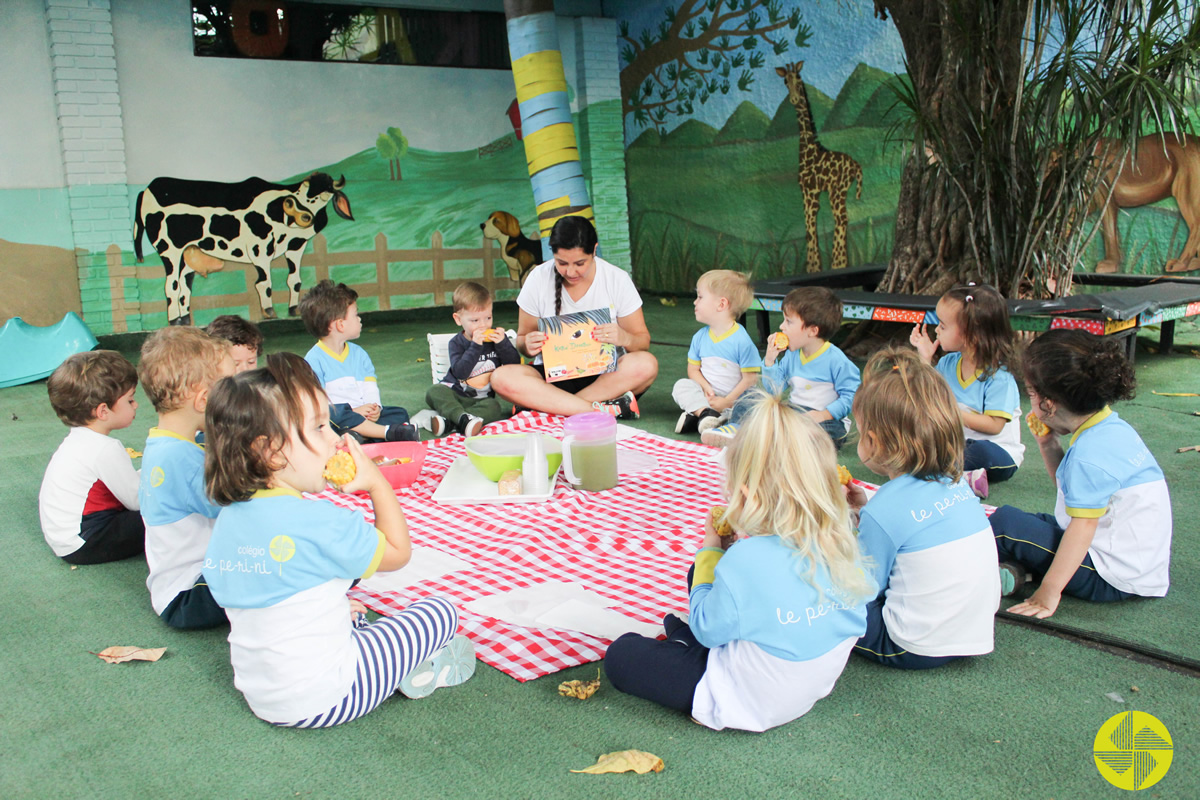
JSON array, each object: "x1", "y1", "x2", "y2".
[{"x1": 106, "y1": 232, "x2": 520, "y2": 333}]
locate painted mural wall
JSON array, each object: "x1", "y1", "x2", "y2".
[
  {"x1": 2, "y1": 0, "x2": 625, "y2": 335},
  {"x1": 608, "y1": 0, "x2": 1200, "y2": 294}
]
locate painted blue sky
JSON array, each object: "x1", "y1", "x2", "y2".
[{"x1": 607, "y1": 0, "x2": 906, "y2": 143}]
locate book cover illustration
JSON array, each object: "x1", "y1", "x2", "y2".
[{"x1": 538, "y1": 308, "x2": 618, "y2": 382}]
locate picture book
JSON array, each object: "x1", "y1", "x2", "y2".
[{"x1": 538, "y1": 307, "x2": 618, "y2": 383}]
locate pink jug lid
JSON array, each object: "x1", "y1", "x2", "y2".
[{"x1": 562, "y1": 411, "x2": 616, "y2": 439}]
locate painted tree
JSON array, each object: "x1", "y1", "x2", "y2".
[
  {"x1": 875, "y1": 0, "x2": 1200, "y2": 298},
  {"x1": 375, "y1": 127, "x2": 408, "y2": 181},
  {"x1": 620, "y1": 0, "x2": 811, "y2": 133}
]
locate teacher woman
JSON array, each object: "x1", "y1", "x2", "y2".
[{"x1": 490, "y1": 216, "x2": 658, "y2": 417}]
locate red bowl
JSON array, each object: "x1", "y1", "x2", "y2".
[{"x1": 359, "y1": 441, "x2": 427, "y2": 490}]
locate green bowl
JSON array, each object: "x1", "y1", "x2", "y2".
[{"x1": 465, "y1": 433, "x2": 563, "y2": 482}]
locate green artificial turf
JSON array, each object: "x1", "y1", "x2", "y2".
[{"x1": 1, "y1": 303, "x2": 1197, "y2": 798}]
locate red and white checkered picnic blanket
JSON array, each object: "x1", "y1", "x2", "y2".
[{"x1": 314, "y1": 412, "x2": 727, "y2": 682}]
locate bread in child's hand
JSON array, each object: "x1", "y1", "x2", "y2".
[
  {"x1": 837, "y1": 464, "x2": 852, "y2": 485},
  {"x1": 772, "y1": 332, "x2": 789, "y2": 350},
  {"x1": 323, "y1": 451, "x2": 356, "y2": 488},
  {"x1": 709, "y1": 505, "x2": 738, "y2": 547},
  {"x1": 1026, "y1": 411, "x2": 1050, "y2": 437}
]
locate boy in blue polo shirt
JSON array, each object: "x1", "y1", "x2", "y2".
[
  {"x1": 672, "y1": 270, "x2": 762, "y2": 435},
  {"x1": 703, "y1": 287, "x2": 859, "y2": 449},
  {"x1": 299, "y1": 279, "x2": 419, "y2": 442},
  {"x1": 138, "y1": 327, "x2": 234, "y2": 629}
]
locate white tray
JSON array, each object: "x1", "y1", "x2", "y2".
[{"x1": 432, "y1": 456, "x2": 557, "y2": 506}]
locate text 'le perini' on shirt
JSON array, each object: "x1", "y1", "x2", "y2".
[
  {"x1": 139, "y1": 428, "x2": 222, "y2": 615},
  {"x1": 935, "y1": 352, "x2": 1025, "y2": 467},
  {"x1": 857, "y1": 474, "x2": 1000, "y2": 657},
  {"x1": 203, "y1": 489, "x2": 385, "y2": 724},
  {"x1": 761, "y1": 341, "x2": 861, "y2": 431},
  {"x1": 304, "y1": 341, "x2": 381, "y2": 407},
  {"x1": 39, "y1": 427, "x2": 140, "y2": 557},
  {"x1": 686, "y1": 323, "x2": 762, "y2": 397},
  {"x1": 688, "y1": 535, "x2": 873, "y2": 732},
  {"x1": 1054, "y1": 407, "x2": 1171, "y2": 596}
]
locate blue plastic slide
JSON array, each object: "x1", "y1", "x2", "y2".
[{"x1": 0, "y1": 313, "x2": 98, "y2": 388}]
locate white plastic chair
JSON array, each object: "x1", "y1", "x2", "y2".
[{"x1": 427, "y1": 330, "x2": 517, "y2": 382}]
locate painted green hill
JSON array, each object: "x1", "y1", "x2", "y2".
[
  {"x1": 823, "y1": 62, "x2": 894, "y2": 132},
  {"x1": 854, "y1": 75, "x2": 910, "y2": 128},
  {"x1": 766, "y1": 83, "x2": 835, "y2": 139},
  {"x1": 663, "y1": 118, "x2": 719, "y2": 146},
  {"x1": 629, "y1": 128, "x2": 663, "y2": 148},
  {"x1": 713, "y1": 100, "x2": 772, "y2": 144}
]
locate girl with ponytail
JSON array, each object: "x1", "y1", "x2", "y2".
[
  {"x1": 848, "y1": 347, "x2": 1000, "y2": 669},
  {"x1": 990, "y1": 329, "x2": 1172, "y2": 619},
  {"x1": 490, "y1": 216, "x2": 658, "y2": 418}
]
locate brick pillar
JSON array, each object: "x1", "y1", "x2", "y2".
[
  {"x1": 45, "y1": 0, "x2": 137, "y2": 334},
  {"x1": 574, "y1": 17, "x2": 632, "y2": 273}
]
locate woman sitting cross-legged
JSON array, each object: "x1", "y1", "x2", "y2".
[{"x1": 489, "y1": 216, "x2": 658, "y2": 419}]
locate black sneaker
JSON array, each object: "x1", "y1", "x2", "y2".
[
  {"x1": 613, "y1": 391, "x2": 640, "y2": 420},
  {"x1": 675, "y1": 411, "x2": 698, "y2": 434},
  {"x1": 457, "y1": 414, "x2": 484, "y2": 437},
  {"x1": 384, "y1": 422, "x2": 419, "y2": 442}
]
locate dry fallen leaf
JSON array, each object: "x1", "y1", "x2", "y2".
[
  {"x1": 559, "y1": 669, "x2": 601, "y2": 699},
  {"x1": 416, "y1": 357, "x2": 426, "y2": 363},
  {"x1": 404, "y1": 337, "x2": 414, "y2": 342},
  {"x1": 93, "y1": 646, "x2": 166, "y2": 664},
  {"x1": 571, "y1": 750, "x2": 664, "y2": 775},
  {"x1": 125, "y1": 447, "x2": 142, "y2": 459}
]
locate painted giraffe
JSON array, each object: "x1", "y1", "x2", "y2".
[{"x1": 776, "y1": 62, "x2": 863, "y2": 272}]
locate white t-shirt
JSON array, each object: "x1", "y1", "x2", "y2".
[
  {"x1": 516, "y1": 257, "x2": 643, "y2": 365},
  {"x1": 39, "y1": 427, "x2": 141, "y2": 557}
]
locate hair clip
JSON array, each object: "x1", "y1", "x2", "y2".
[
  {"x1": 891, "y1": 364, "x2": 900, "y2": 371},
  {"x1": 967, "y1": 281, "x2": 977, "y2": 286},
  {"x1": 964, "y1": 295, "x2": 974, "y2": 302}
]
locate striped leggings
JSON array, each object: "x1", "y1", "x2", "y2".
[{"x1": 280, "y1": 596, "x2": 459, "y2": 728}]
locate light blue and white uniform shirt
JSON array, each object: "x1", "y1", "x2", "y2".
[
  {"x1": 1054, "y1": 408, "x2": 1171, "y2": 596},
  {"x1": 857, "y1": 475, "x2": 999, "y2": 657},
  {"x1": 762, "y1": 342, "x2": 861, "y2": 430},
  {"x1": 140, "y1": 429, "x2": 222, "y2": 615},
  {"x1": 304, "y1": 341, "x2": 381, "y2": 407},
  {"x1": 687, "y1": 323, "x2": 761, "y2": 396},
  {"x1": 688, "y1": 536, "x2": 871, "y2": 732},
  {"x1": 936, "y1": 353, "x2": 1024, "y2": 467},
  {"x1": 203, "y1": 489, "x2": 385, "y2": 724}
]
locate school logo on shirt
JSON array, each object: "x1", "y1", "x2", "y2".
[
  {"x1": 1093, "y1": 711, "x2": 1172, "y2": 790},
  {"x1": 269, "y1": 535, "x2": 295, "y2": 575},
  {"x1": 150, "y1": 466, "x2": 165, "y2": 487}
]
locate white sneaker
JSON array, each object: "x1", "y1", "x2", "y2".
[
  {"x1": 411, "y1": 409, "x2": 446, "y2": 436},
  {"x1": 399, "y1": 635, "x2": 476, "y2": 699},
  {"x1": 700, "y1": 423, "x2": 738, "y2": 448},
  {"x1": 696, "y1": 412, "x2": 725, "y2": 435}
]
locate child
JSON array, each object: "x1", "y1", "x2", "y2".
[
  {"x1": 701, "y1": 286, "x2": 859, "y2": 449},
  {"x1": 605, "y1": 391, "x2": 874, "y2": 732},
  {"x1": 990, "y1": 329, "x2": 1171, "y2": 619},
  {"x1": 299, "y1": 279, "x2": 418, "y2": 442},
  {"x1": 205, "y1": 315, "x2": 263, "y2": 374},
  {"x1": 138, "y1": 327, "x2": 234, "y2": 629},
  {"x1": 911, "y1": 283, "x2": 1023, "y2": 498},
  {"x1": 672, "y1": 270, "x2": 762, "y2": 435},
  {"x1": 425, "y1": 281, "x2": 521, "y2": 437},
  {"x1": 39, "y1": 351, "x2": 144, "y2": 564},
  {"x1": 848, "y1": 347, "x2": 1000, "y2": 669},
  {"x1": 202, "y1": 353, "x2": 475, "y2": 727}
]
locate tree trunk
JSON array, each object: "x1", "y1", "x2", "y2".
[{"x1": 877, "y1": 0, "x2": 1030, "y2": 296}]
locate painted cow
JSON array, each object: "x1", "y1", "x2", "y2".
[{"x1": 134, "y1": 172, "x2": 353, "y2": 325}]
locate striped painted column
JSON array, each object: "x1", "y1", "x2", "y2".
[{"x1": 504, "y1": 0, "x2": 593, "y2": 257}]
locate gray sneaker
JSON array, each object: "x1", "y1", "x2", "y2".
[{"x1": 399, "y1": 635, "x2": 477, "y2": 699}]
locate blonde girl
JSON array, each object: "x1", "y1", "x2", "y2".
[
  {"x1": 990, "y1": 330, "x2": 1171, "y2": 618},
  {"x1": 849, "y1": 347, "x2": 999, "y2": 670},
  {"x1": 605, "y1": 390, "x2": 874, "y2": 732},
  {"x1": 910, "y1": 283, "x2": 1022, "y2": 498},
  {"x1": 201, "y1": 353, "x2": 474, "y2": 727}
]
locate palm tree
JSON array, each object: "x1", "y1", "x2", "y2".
[{"x1": 875, "y1": 0, "x2": 1200, "y2": 297}]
